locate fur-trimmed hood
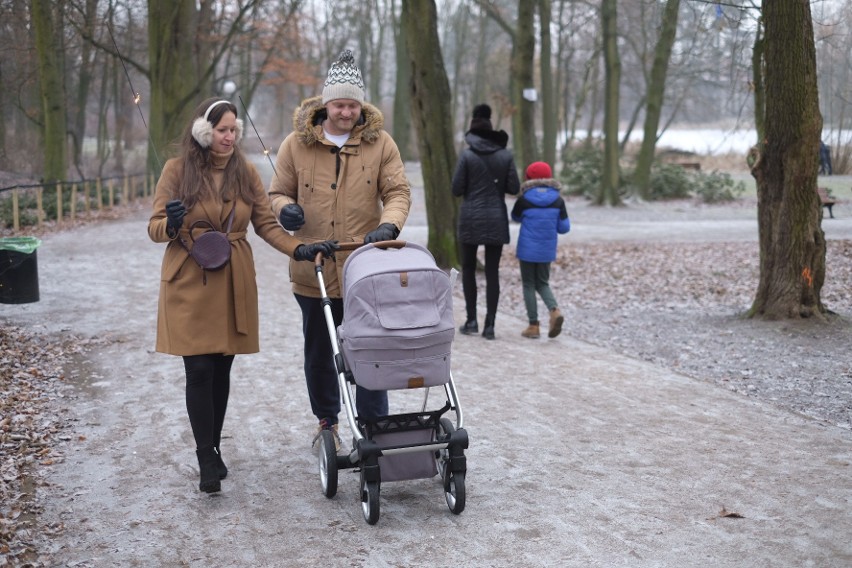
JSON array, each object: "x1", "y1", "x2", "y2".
[
  {"x1": 292, "y1": 95, "x2": 385, "y2": 146},
  {"x1": 521, "y1": 178, "x2": 562, "y2": 193}
]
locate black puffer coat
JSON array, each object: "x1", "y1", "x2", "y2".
[{"x1": 451, "y1": 129, "x2": 520, "y2": 246}]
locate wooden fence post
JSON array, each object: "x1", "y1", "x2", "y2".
[
  {"x1": 71, "y1": 183, "x2": 78, "y2": 221},
  {"x1": 36, "y1": 187, "x2": 44, "y2": 227},
  {"x1": 12, "y1": 188, "x2": 19, "y2": 231},
  {"x1": 122, "y1": 176, "x2": 129, "y2": 204},
  {"x1": 108, "y1": 179, "x2": 114, "y2": 208},
  {"x1": 56, "y1": 182, "x2": 63, "y2": 224},
  {"x1": 96, "y1": 178, "x2": 103, "y2": 211}
]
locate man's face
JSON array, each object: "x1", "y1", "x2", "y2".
[{"x1": 324, "y1": 99, "x2": 362, "y2": 136}]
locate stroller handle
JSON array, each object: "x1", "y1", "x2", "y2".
[{"x1": 313, "y1": 240, "x2": 407, "y2": 266}]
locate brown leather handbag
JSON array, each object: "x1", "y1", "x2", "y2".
[{"x1": 180, "y1": 206, "x2": 235, "y2": 279}]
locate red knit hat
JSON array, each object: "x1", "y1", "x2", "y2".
[{"x1": 525, "y1": 161, "x2": 552, "y2": 180}]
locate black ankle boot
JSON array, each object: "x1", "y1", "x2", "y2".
[
  {"x1": 459, "y1": 319, "x2": 478, "y2": 335},
  {"x1": 196, "y1": 447, "x2": 222, "y2": 493},
  {"x1": 482, "y1": 314, "x2": 495, "y2": 340},
  {"x1": 214, "y1": 447, "x2": 228, "y2": 480}
]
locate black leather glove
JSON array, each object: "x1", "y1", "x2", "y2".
[
  {"x1": 294, "y1": 240, "x2": 340, "y2": 261},
  {"x1": 165, "y1": 199, "x2": 186, "y2": 232},
  {"x1": 279, "y1": 203, "x2": 305, "y2": 231},
  {"x1": 364, "y1": 223, "x2": 399, "y2": 243}
]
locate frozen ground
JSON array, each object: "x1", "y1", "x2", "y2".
[{"x1": 1, "y1": 165, "x2": 850, "y2": 567}]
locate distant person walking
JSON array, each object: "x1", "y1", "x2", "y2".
[
  {"x1": 148, "y1": 98, "x2": 337, "y2": 493},
  {"x1": 510, "y1": 161, "x2": 569, "y2": 339},
  {"x1": 452, "y1": 103, "x2": 520, "y2": 340},
  {"x1": 819, "y1": 140, "x2": 832, "y2": 176}
]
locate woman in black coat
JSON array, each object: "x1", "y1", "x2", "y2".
[{"x1": 451, "y1": 104, "x2": 520, "y2": 339}]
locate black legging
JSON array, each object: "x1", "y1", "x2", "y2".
[
  {"x1": 460, "y1": 243, "x2": 503, "y2": 321},
  {"x1": 183, "y1": 354, "x2": 234, "y2": 451}
]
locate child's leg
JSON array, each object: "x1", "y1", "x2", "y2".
[
  {"x1": 534, "y1": 262, "x2": 558, "y2": 311},
  {"x1": 519, "y1": 260, "x2": 539, "y2": 323}
]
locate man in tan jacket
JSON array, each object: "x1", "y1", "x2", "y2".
[{"x1": 269, "y1": 50, "x2": 411, "y2": 450}]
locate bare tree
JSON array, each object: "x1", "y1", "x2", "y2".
[
  {"x1": 402, "y1": 0, "x2": 458, "y2": 268},
  {"x1": 599, "y1": 0, "x2": 621, "y2": 206},
  {"x1": 748, "y1": 0, "x2": 826, "y2": 320},
  {"x1": 32, "y1": 0, "x2": 68, "y2": 182},
  {"x1": 632, "y1": 0, "x2": 681, "y2": 199}
]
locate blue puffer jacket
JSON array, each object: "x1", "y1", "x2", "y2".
[{"x1": 510, "y1": 178, "x2": 570, "y2": 263}]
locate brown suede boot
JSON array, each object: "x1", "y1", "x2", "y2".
[
  {"x1": 521, "y1": 322, "x2": 540, "y2": 339},
  {"x1": 548, "y1": 308, "x2": 564, "y2": 338}
]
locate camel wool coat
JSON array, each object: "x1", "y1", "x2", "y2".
[
  {"x1": 148, "y1": 151, "x2": 301, "y2": 356},
  {"x1": 268, "y1": 96, "x2": 410, "y2": 298}
]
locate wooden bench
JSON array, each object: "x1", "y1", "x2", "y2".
[{"x1": 817, "y1": 187, "x2": 836, "y2": 218}]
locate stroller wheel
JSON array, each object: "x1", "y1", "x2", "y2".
[
  {"x1": 318, "y1": 430, "x2": 338, "y2": 498},
  {"x1": 360, "y1": 473, "x2": 381, "y2": 525},
  {"x1": 435, "y1": 418, "x2": 454, "y2": 478},
  {"x1": 437, "y1": 418, "x2": 466, "y2": 515},
  {"x1": 444, "y1": 469, "x2": 466, "y2": 515}
]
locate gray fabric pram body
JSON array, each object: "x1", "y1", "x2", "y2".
[{"x1": 338, "y1": 242, "x2": 455, "y2": 391}]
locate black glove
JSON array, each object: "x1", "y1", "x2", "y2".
[
  {"x1": 294, "y1": 240, "x2": 340, "y2": 261},
  {"x1": 279, "y1": 203, "x2": 305, "y2": 231},
  {"x1": 364, "y1": 223, "x2": 399, "y2": 244},
  {"x1": 165, "y1": 199, "x2": 186, "y2": 232}
]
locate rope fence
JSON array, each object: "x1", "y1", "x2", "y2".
[{"x1": 0, "y1": 173, "x2": 155, "y2": 231}]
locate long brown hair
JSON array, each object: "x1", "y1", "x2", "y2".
[{"x1": 174, "y1": 97, "x2": 255, "y2": 209}]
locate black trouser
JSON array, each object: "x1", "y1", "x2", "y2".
[
  {"x1": 183, "y1": 354, "x2": 233, "y2": 450},
  {"x1": 460, "y1": 243, "x2": 503, "y2": 321},
  {"x1": 295, "y1": 293, "x2": 388, "y2": 424}
]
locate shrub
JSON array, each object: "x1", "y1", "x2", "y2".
[
  {"x1": 559, "y1": 144, "x2": 603, "y2": 198},
  {"x1": 692, "y1": 170, "x2": 746, "y2": 203}
]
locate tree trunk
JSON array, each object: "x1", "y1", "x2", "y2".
[
  {"x1": 510, "y1": 0, "x2": 537, "y2": 169},
  {"x1": 402, "y1": 0, "x2": 459, "y2": 269},
  {"x1": 148, "y1": 0, "x2": 201, "y2": 173},
  {"x1": 32, "y1": 0, "x2": 68, "y2": 182},
  {"x1": 599, "y1": 0, "x2": 621, "y2": 206},
  {"x1": 538, "y1": 0, "x2": 556, "y2": 167},
  {"x1": 751, "y1": 19, "x2": 766, "y2": 146},
  {"x1": 633, "y1": 0, "x2": 681, "y2": 199},
  {"x1": 749, "y1": 1, "x2": 826, "y2": 320},
  {"x1": 391, "y1": 1, "x2": 412, "y2": 161}
]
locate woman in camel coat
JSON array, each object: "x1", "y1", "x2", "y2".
[{"x1": 148, "y1": 97, "x2": 336, "y2": 493}]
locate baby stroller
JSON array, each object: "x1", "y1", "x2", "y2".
[{"x1": 311, "y1": 240, "x2": 468, "y2": 525}]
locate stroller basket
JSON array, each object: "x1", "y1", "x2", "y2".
[{"x1": 338, "y1": 242, "x2": 455, "y2": 391}]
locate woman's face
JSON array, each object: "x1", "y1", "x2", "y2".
[{"x1": 211, "y1": 111, "x2": 238, "y2": 153}]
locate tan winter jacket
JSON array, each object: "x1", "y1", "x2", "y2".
[
  {"x1": 149, "y1": 152, "x2": 302, "y2": 356},
  {"x1": 269, "y1": 96, "x2": 411, "y2": 298}
]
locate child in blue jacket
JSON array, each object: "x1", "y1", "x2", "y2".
[{"x1": 511, "y1": 162, "x2": 570, "y2": 338}]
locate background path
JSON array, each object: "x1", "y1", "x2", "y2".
[{"x1": 2, "y1": 163, "x2": 850, "y2": 567}]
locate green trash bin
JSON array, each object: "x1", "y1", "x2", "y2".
[{"x1": 0, "y1": 236, "x2": 42, "y2": 304}]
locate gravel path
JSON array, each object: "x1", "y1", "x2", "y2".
[
  {"x1": 497, "y1": 197, "x2": 852, "y2": 430},
  {"x1": 0, "y1": 175, "x2": 852, "y2": 566}
]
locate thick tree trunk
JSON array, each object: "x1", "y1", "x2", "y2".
[
  {"x1": 634, "y1": 0, "x2": 681, "y2": 199},
  {"x1": 749, "y1": 1, "x2": 826, "y2": 320},
  {"x1": 148, "y1": 0, "x2": 203, "y2": 173},
  {"x1": 538, "y1": 0, "x2": 556, "y2": 167},
  {"x1": 402, "y1": 0, "x2": 459, "y2": 269},
  {"x1": 510, "y1": 0, "x2": 537, "y2": 169},
  {"x1": 32, "y1": 0, "x2": 68, "y2": 182},
  {"x1": 599, "y1": 0, "x2": 621, "y2": 206},
  {"x1": 391, "y1": 2, "x2": 412, "y2": 161}
]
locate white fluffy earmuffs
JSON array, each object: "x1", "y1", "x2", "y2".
[{"x1": 191, "y1": 100, "x2": 244, "y2": 148}]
